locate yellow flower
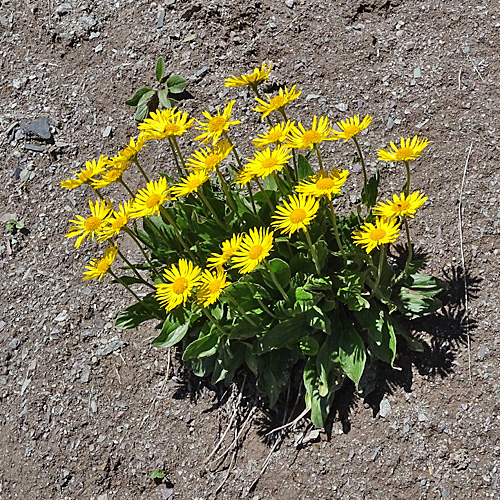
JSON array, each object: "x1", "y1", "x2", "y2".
[
  {"x1": 83, "y1": 245, "x2": 118, "y2": 281},
  {"x1": 352, "y1": 217, "x2": 400, "y2": 253},
  {"x1": 131, "y1": 177, "x2": 170, "y2": 218},
  {"x1": 195, "y1": 100, "x2": 241, "y2": 146},
  {"x1": 60, "y1": 155, "x2": 108, "y2": 190},
  {"x1": 332, "y1": 114, "x2": 372, "y2": 142},
  {"x1": 98, "y1": 200, "x2": 133, "y2": 242},
  {"x1": 271, "y1": 194, "x2": 319, "y2": 236},
  {"x1": 244, "y1": 145, "x2": 291, "y2": 179},
  {"x1": 107, "y1": 133, "x2": 148, "y2": 170},
  {"x1": 252, "y1": 121, "x2": 295, "y2": 149},
  {"x1": 235, "y1": 166, "x2": 256, "y2": 186},
  {"x1": 207, "y1": 234, "x2": 243, "y2": 269},
  {"x1": 296, "y1": 168, "x2": 349, "y2": 200},
  {"x1": 196, "y1": 268, "x2": 231, "y2": 307},
  {"x1": 91, "y1": 166, "x2": 125, "y2": 189},
  {"x1": 156, "y1": 259, "x2": 202, "y2": 311},
  {"x1": 286, "y1": 116, "x2": 334, "y2": 150},
  {"x1": 231, "y1": 227, "x2": 274, "y2": 274},
  {"x1": 373, "y1": 191, "x2": 427, "y2": 219},
  {"x1": 185, "y1": 140, "x2": 233, "y2": 172},
  {"x1": 225, "y1": 62, "x2": 272, "y2": 88},
  {"x1": 138, "y1": 109, "x2": 194, "y2": 141},
  {"x1": 253, "y1": 85, "x2": 301, "y2": 120},
  {"x1": 170, "y1": 170, "x2": 211, "y2": 199},
  {"x1": 378, "y1": 136, "x2": 430, "y2": 162},
  {"x1": 65, "y1": 199, "x2": 113, "y2": 249}
]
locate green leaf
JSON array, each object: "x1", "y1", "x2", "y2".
[
  {"x1": 150, "y1": 470, "x2": 165, "y2": 479},
  {"x1": 183, "y1": 331, "x2": 219, "y2": 360},
  {"x1": 266, "y1": 258, "x2": 291, "y2": 288},
  {"x1": 155, "y1": 57, "x2": 165, "y2": 83},
  {"x1": 263, "y1": 174, "x2": 278, "y2": 191},
  {"x1": 297, "y1": 154, "x2": 314, "y2": 180},
  {"x1": 125, "y1": 86, "x2": 154, "y2": 106},
  {"x1": 134, "y1": 90, "x2": 158, "y2": 125},
  {"x1": 361, "y1": 170, "x2": 380, "y2": 207},
  {"x1": 294, "y1": 287, "x2": 322, "y2": 313},
  {"x1": 339, "y1": 323, "x2": 366, "y2": 388},
  {"x1": 166, "y1": 75, "x2": 187, "y2": 94},
  {"x1": 225, "y1": 281, "x2": 269, "y2": 311},
  {"x1": 158, "y1": 89, "x2": 171, "y2": 108},
  {"x1": 313, "y1": 239, "x2": 329, "y2": 271},
  {"x1": 152, "y1": 318, "x2": 190, "y2": 348},
  {"x1": 110, "y1": 275, "x2": 146, "y2": 286},
  {"x1": 115, "y1": 295, "x2": 163, "y2": 330},
  {"x1": 255, "y1": 314, "x2": 308, "y2": 354},
  {"x1": 298, "y1": 336, "x2": 319, "y2": 356},
  {"x1": 228, "y1": 322, "x2": 260, "y2": 340}
]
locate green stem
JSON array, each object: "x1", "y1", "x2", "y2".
[
  {"x1": 255, "y1": 177, "x2": 274, "y2": 212},
  {"x1": 168, "y1": 138, "x2": 183, "y2": 177},
  {"x1": 327, "y1": 197, "x2": 344, "y2": 254},
  {"x1": 215, "y1": 166, "x2": 239, "y2": 217},
  {"x1": 159, "y1": 205, "x2": 197, "y2": 262},
  {"x1": 272, "y1": 171, "x2": 286, "y2": 198},
  {"x1": 225, "y1": 292, "x2": 258, "y2": 327},
  {"x1": 247, "y1": 182, "x2": 257, "y2": 214},
  {"x1": 404, "y1": 160, "x2": 411, "y2": 197},
  {"x1": 123, "y1": 226, "x2": 161, "y2": 280},
  {"x1": 115, "y1": 248, "x2": 156, "y2": 290},
  {"x1": 197, "y1": 189, "x2": 226, "y2": 229},
  {"x1": 353, "y1": 136, "x2": 368, "y2": 188},
  {"x1": 245, "y1": 279, "x2": 278, "y2": 319},
  {"x1": 133, "y1": 159, "x2": 150, "y2": 183},
  {"x1": 171, "y1": 136, "x2": 187, "y2": 174},
  {"x1": 202, "y1": 308, "x2": 228, "y2": 336},
  {"x1": 110, "y1": 270, "x2": 162, "y2": 320},
  {"x1": 223, "y1": 131, "x2": 243, "y2": 170},
  {"x1": 403, "y1": 216, "x2": 413, "y2": 277},
  {"x1": 369, "y1": 245, "x2": 386, "y2": 299},
  {"x1": 314, "y1": 145, "x2": 325, "y2": 173},
  {"x1": 263, "y1": 259, "x2": 288, "y2": 301},
  {"x1": 291, "y1": 149, "x2": 298, "y2": 182},
  {"x1": 304, "y1": 229, "x2": 321, "y2": 275},
  {"x1": 118, "y1": 178, "x2": 135, "y2": 198}
]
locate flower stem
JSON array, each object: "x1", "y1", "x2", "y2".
[
  {"x1": 272, "y1": 171, "x2": 286, "y2": 198},
  {"x1": 202, "y1": 308, "x2": 228, "y2": 336},
  {"x1": 225, "y1": 291, "x2": 258, "y2": 327},
  {"x1": 314, "y1": 145, "x2": 325, "y2": 173},
  {"x1": 198, "y1": 189, "x2": 226, "y2": 229},
  {"x1": 118, "y1": 178, "x2": 136, "y2": 198},
  {"x1": 327, "y1": 197, "x2": 344, "y2": 254},
  {"x1": 123, "y1": 226, "x2": 161, "y2": 280},
  {"x1": 223, "y1": 131, "x2": 243, "y2": 171},
  {"x1": 168, "y1": 138, "x2": 183, "y2": 177},
  {"x1": 171, "y1": 136, "x2": 187, "y2": 174},
  {"x1": 133, "y1": 159, "x2": 150, "y2": 183},
  {"x1": 353, "y1": 136, "x2": 368, "y2": 188},
  {"x1": 369, "y1": 245, "x2": 386, "y2": 299},
  {"x1": 245, "y1": 279, "x2": 278, "y2": 319},
  {"x1": 255, "y1": 177, "x2": 274, "y2": 212},
  {"x1": 403, "y1": 216, "x2": 413, "y2": 277},
  {"x1": 115, "y1": 249, "x2": 156, "y2": 290},
  {"x1": 404, "y1": 160, "x2": 411, "y2": 197},
  {"x1": 247, "y1": 182, "x2": 258, "y2": 214},
  {"x1": 159, "y1": 205, "x2": 197, "y2": 262},
  {"x1": 263, "y1": 259, "x2": 288, "y2": 301},
  {"x1": 304, "y1": 229, "x2": 322, "y2": 274},
  {"x1": 215, "y1": 166, "x2": 239, "y2": 217}
]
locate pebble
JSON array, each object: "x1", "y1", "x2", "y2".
[
  {"x1": 55, "y1": 3, "x2": 72, "y2": 15},
  {"x1": 80, "y1": 365, "x2": 91, "y2": 383},
  {"x1": 96, "y1": 340, "x2": 125, "y2": 356},
  {"x1": 335, "y1": 103, "x2": 348, "y2": 112},
  {"x1": 285, "y1": 0, "x2": 294, "y2": 7},
  {"x1": 477, "y1": 344, "x2": 488, "y2": 360},
  {"x1": 54, "y1": 310, "x2": 68, "y2": 322},
  {"x1": 9, "y1": 337, "x2": 21, "y2": 350},
  {"x1": 195, "y1": 66, "x2": 209, "y2": 78},
  {"x1": 94, "y1": 44, "x2": 103, "y2": 53},
  {"x1": 418, "y1": 413, "x2": 428, "y2": 422},
  {"x1": 406, "y1": 41, "x2": 415, "y2": 50},
  {"x1": 20, "y1": 118, "x2": 51, "y2": 140},
  {"x1": 379, "y1": 398, "x2": 392, "y2": 418},
  {"x1": 102, "y1": 125, "x2": 112, "y2": 138},
  {"x1": 414, "y1": 67, "x2": 421, "y2": 78},
  {"x1": 370, "y1": 446, "x2": 381, "y2": 461}
]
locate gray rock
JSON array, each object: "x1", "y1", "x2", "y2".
[
  {"x1": 96, "y1": 340, "x2": 125, "y2": 356},
  {"x1": 195, "y1": 66, "x2": 209, "y2": 78},
  {"x1": 477, "y1": 344, "x2": 488, "y2": 360},
  {"x1": 54, "y1": 310, "x2": 68, "y2": 322},
  {"x1": 80, "y1": 365, "x2": 91, "y2": 383},
  {"x1": 9, "y1": 338, "x2": 20, "y2": 350},
  {"x1": 25, "y1": 144, "x2": 45, "y2": 153},
  {"x1": 12, "y1": 78, "x2": 27, "y2": 90},
  {"x1": 20, "y1": 118, "x2": 51, "y2": 140},
  {"x1": 285, "y1": 0, "x2": 294, "y2": 7},
  {"x1": 102, "y1": 125, "x2": 112, "y2": 138},
  {"x1": 406, "y1": 41, "x2": 415, "y2": 51},
  {"x1": 55, "y1": 3, "x2": 72, "y2": 15},
  {"x1": 78, "y1": 16, "x2": 97, "y2": 28},
  {"x1": 379, "y1": 398, "x2": 392, "y2": 418},
  {"x1": 335, "y1": 103, "x2": 348, "y2": 112},
  {"x1": 418, "y1": 412, "x2": 428, "y2": 422}
]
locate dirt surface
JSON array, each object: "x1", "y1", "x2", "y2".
[{"x1": 1, "y1": 0, "x2": 499, "y2": 498}]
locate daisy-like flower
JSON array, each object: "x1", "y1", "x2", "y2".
[
  {"x1": 155, "y1": 259, "x2": 202, "y2": 311},
  {"x1": 170, "y1": 170, "x2": 211, "y2": 199},
  {"x1": 91, "y1": 166, "x2": 125, "y2": 189},
  {"x1": 207, "y1": 234, "x2": 243, "y2": 269},
  {"x1": 231, "y1": 227, "x2": 274, "y2": 274},
  {"x1": 244, "y1": 145, "x2": 291, "y2": 179},
  {"x1": 196, "y1": 268, "x2": 231, "y2": 307},
  {"x1": 130, "y1": 177, "x2": 170, "y2": 218},
  {"x1": 286, "y1": 116, "x2": 334, "y2": 150},
  {"x1": 378, "y1": 136, "x2": 430, "y2": 162},
  {"x1": 252, "y1": 121, "x2": 295, "y2": 149},
  {"x1": 296, "y1": 168, "x2": 349, "y2": 200},
  {"x1": 195, "y1": 100, "x2": 241, "y2": 146},
  {"x1": 225, "y1": 62, "x2": 272, "y2": 88},
  {"x1": 373, "y1": 191, "x2": 427, "y2": 219},
  {"x1": 332, "y1": 114, "x2": 372, "y2": 142},
  {"x1": 65, "y1": 199, "x2": 113, "y2": 249},
  {"x1": 98, "y1": 200, "x2": 133, "y2": 242},
  {"x1": 60, "y1": 155, "x2": 108, "y2": 190},
  {"x1": 138, "y1": 109, "x2": 194, "y2": 141},
  {"x1": 253, "y1": 85, "x2": 301, "y2": 120},
  {"x1": 352, "y1": 217, "x2": 400, "y2": 254},
  {"x1": 83, "y1": 245, "x2": 118, "y2": 281},
  {"x1": 107, "y1": 133, "x2": 148, "y2": 170},
  {"x1": 271, "y1": 194, "x2": 320, "y2": 236},
  {"x1": 235, "y1": 166, "x2": 256, "y2": 186},
  {"x1": 185, "y1": 140, "x2": 233, "y2": 172}
]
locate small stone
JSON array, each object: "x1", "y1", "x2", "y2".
[
  {"x1": 20, "y1": 118, "x2": 51, "y2": 140},
  {"x1": 80, "y1": 365, "x2": 91, "y2": 383},
  {"x1": 477, "y1": 344, "x2": 488, "y2": 361},
  {"x1": 386, "y1": 117, "x2": 395, "y2": 130},
  {"x1": 54, "y1": 310, "x2": 68, "y2": 322},
  {"x1": 157, "y1": 9, "x2": 165, "y2": 29},
  {"x1": 441, "y1": 488, "x2": 451, "y2": 499},
  {"x1": 379, "y1": 398, "x2": 392, "y2": 418},
  {"x1": 25, "y1": 144, "x2": 45, "y2": 153},
  {"x1": 285, "y1": 0, "x2": 294, "y2": 7},
  {"x1": 91, "y1": 400, "x2": 98, "y2": 413},
  {"x1": 102, "y1": 125, "x2": 112, "y2": 138},
  {"x1": 9, "y1": 338, "x2": 21, "y2": 350},
  {"x1": 335, "y1": 103, "x2": 348, "y2": 112},
  {"x1": 96, "y1": 340, "x2": 125, "y2": 356},
  {"x1": 406, "y1": 41, "x2": 415, "y2": 50},
  {"x1": 306, "y1": 94, "x2": 321, "y2": 101},
  {"x1": 414, "y1": 67, "x2": 421, "y2": 78},
  {"x1": 78, "y1": 16, "x2": 97, "y2": 28},
  {"x1": 55, "y1": 3, "x2": 72, "y2": 15},
  {"x1": 89, "y1": 31, "x2": 100, "y2": 39},
  {"x1": 94, "y1": 44, "x2": 103, "y2": 53},
  {"x1": 195, "y1": 66, "x2": 209, "y2": 78},
  {"x1": 371, "y1": 446, "x2": 381, "y2": 461},
  {"x1": 418, "y1": 413, "x2": 428, "y2": 422}
]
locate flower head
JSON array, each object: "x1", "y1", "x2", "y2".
[
  {"x1": 286, "y1": 116, "x2": 334, "y2": 150},
  {"x1": 378, "y1": 136, "x2": 430, "y2": 162},
  {"x1": 83, "y1": 245, "x2": 118, "y2": 281},
  {"x1": 60, "y1": 155, "x2": 108, "y2": 190},
  {"x1": 373, "y1": 191, "x2": 427, "y2": 219},
  {"x1": 170, "y1": 171, "x2": 211, "y2": 199},
  {"x1": 98, "y1": 200, "x2": 133, "y2": 242},
  {"x1": 252, "y1": 121, "x2": 295, "y2": 149},
  {"x1": 195, "y1": 100, "x2": 241, "y2": 146},
  {"x1": 235, "y1": 166, "x2": 256, "y2": 186},
  {"x1": 271, "y1": 194, "x2": 320, "y2": 236},
  {"x1": 296, "y1": 168, "x2": 349, "y2": 200},
  {"x1": 107, "y1": 133, "x2": 147, "y2": 170},
  {"x1": 185, "y1": 140, "x2": 233, "y2": 172},
  {"x1": 231, "y1": 227, "x2": 274, "y2": 274},
  {"x1": 65, "y1": 199, "x2": 113, "y2": 249},
  {"x1": 130, "y1": 177, "x2": 170, "y2": 218},
  {"x1": 352, "y1": 217, "x2": 400, "y2": 253},
  {"x1": 207, "y1": 234, "x2": 243, "y2": 269},
  {"x1": 225, "y1": 62, "x2": 272, "y2": 88},
  {"x1": 253, "y1": 85, "x2": 301, "y2": 120},
  {"x1": 91, "y1": 166, "x2": 125, "y2": 189},
  {"x1": 244, "y1": 145, "x2": 291, "y2": 179},
  {"x1": 196, "y1": 268, "x2": 231, "y2": 307},
  {"x1": 156, "y1": 259, "x2": 202, "y2": 311},
  {"x1": 332, "y1": 114, "x2": 372, "y2": 142},
  {"x1": 138, "y1": 109, "x2": 194, "y2": 141}
]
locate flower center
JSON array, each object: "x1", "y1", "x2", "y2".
[
  {"x1": 301, "y1": 130, "x2": 322, "y2": 148},
  {"x1": 269, "y1": 95, "x2": 285, "y2": 109},
  {"x1": 187, "y1": 178, "x2": 202, "y2": 191},
  {"x1": 261, "y1": 157, "x2": 278, "y2": 172},
  {"x1": 146, "y1": 193, "x2": 161, "y2": 209},
  {"x1": 84, "y1": 216, "x2": 102, "y2": 232},
  {"x1": 208, "y1": 280, "x2": 221, "y2": 295},
  {"x1": 163, "y1": 123, "x2": 181, "y2": 135},
  {"x1": 268, "y1": 130, "x2": 284, "y2": 142},
  {"x1": 107, "y1": 168, "x2": 122, "y2": 182},
  {"x1": 112, "y1": 216, "x2": 127, "y2": 230},
  {"x1": 97, "y1": 259, "x2": 110, "y2": 274},
  {"x1": 341, "y1": 124, "x2": 360, "y2": 138},
  {"x1": 394, "y1": 200, "x2": 410, "y2": 211},
  {"x1": 209, "y1": 116, "x2": 227, "y2": 132},
  {"x1": 248, "y1": 245, "x2": 263, "y2": 260},
  {"x1": 222, "y1": 247, "x2": 237, "y2": 260},
  {"x1": 370, "y1": 228, "x2": 387, "y2": 241},
  {"x1": 395, "y1": 147, "x2": 415, "y2": 161},
  {"x1": 205, "y1": 155, "x2": 221, "y2": 170},
  {"x1": 289, "y1": 208, "x2": 307, "y2": 224},
  {"x1": 316, "y1": 177, "x2": 335, "y2": 191},
  {"x1": 172, "y1": 277, "x2": 189, "y2": 295}
]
